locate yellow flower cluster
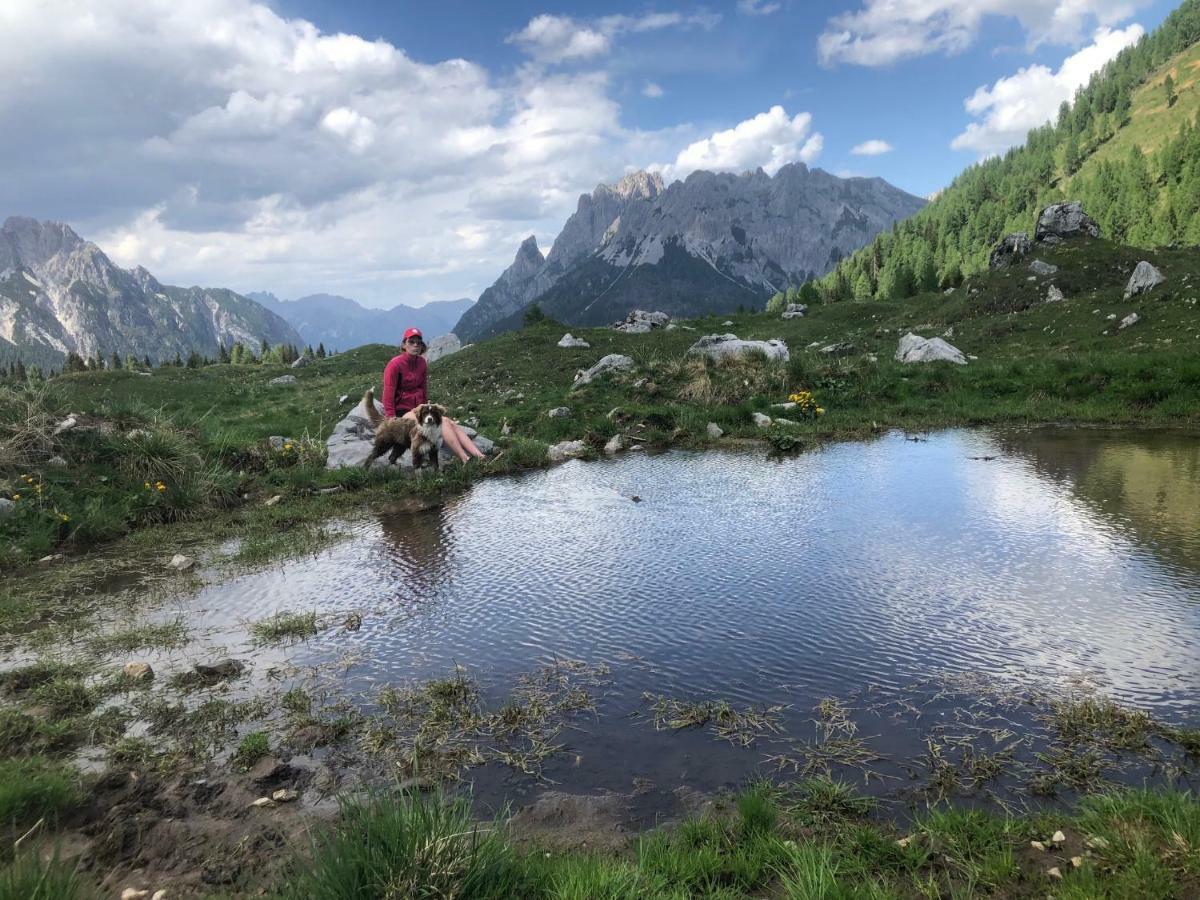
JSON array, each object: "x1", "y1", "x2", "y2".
[
  {"x1": 143, "y1": 480, "x2": 168, "y2": 493},
  {"x1": 787, "y1": 390, "x2": 826, "y2": 417}
]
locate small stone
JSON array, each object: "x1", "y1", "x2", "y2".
[
  {"x1": 752, "y1": 412, "x2": 772, "y2": 428},
  {"x1": 819, "y1": 341, "x2": 856, "y2": 357},
  {"x1": 1030, "y1": 259, "x2": 1059, "y2": 276},
  {"x1": 251, "y1": 797, "x2": 275, "y2": 808},
  {"x1": 269, "y1": 375, "x2": 297, "y2": 386},
  {"x1": 272, "y1": 788, "x2": 300, "y2": 802},
  {"x1": 501, "y1": 422, "x2": 512, "y2": 436},
  {"x1": 772, "y1": 401, "x2": 797, "y2": 410},
  {"x1": 722, "y1": 320, "x2": 734, "y2": 326},
  {"x1": 52, "y1": 416, "x2": 78, "y2": 436},
  {"x1": 123, "y1": 662, "x2": 153, "y2": 682},
  {"x1": 194, "y1": 658, "x2": 244, "y2": 679},
  {"x1": 603, "y1": 434, "x2": 624, "y2": 455},
  {"x1": 1052, "y1": 830, "x2": 1067, "y2": 845},
  {"x1": 1046, "y1": 285, "x2": 1065, "y2": 303},
  {"x1": 121, "y1": 890, "x2": 150, "y2": 900},
  {"x1": 706, "y1": 422, "x2": 723, "y2": 438},
  {"x1": 290, "y1": 354, "x2": 311, "y2": 368},
  {"x1": 781, "y1": 303, "x2": 807, "y2": 319},
  {"x1": 1106, "y1": 313, "x2": 1117, "y2": 320},
  {"x1": 168, "y1": 554, "x2": 194, "y2": 571},
  {"x1": 1030, "y1": 841, "x2": 1046, "y2": 852},
  {"x1": 896, "y1": 836, "x2": 913, "y2": 848},
  {"x1": 0, "y1": 498, "x2": 14, "y2": 519},
  {"x1": 547, "y1": 440, "x2": 587, "y2": 463},
  {"x1": 152, "y1": 891, "x2": 169, "y2": 900},
  {"x1": 342, "y1": 612, "x2": 362, "y2": 631},
  {"x1": 338, "y1": 394, "x2": 349, "y2": 404},
  {"x1": 1070, "y1": 856, "x2": 1083, "y2": 868},
  {"x1": 264, "y1": 494, "x2": 283, "y2": 506},
  {"x1": 547, "y1": 407, "x2": 572, "y2": 418},
  {"x1": 557, "y1": 333, "x2": 590, "y2": 348},
  {"x1": 1118, "y1": 312, "x2": 1140, "y2": 330},
  {"x1": 773, "y1": 417, "x2": 798, "y2": 426},
  {"x1": 1047, "y1": 867, "x2": 1062, "y2": 880}
]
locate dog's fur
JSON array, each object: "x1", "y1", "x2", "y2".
[{"x1": 362, "y1": 390, "x2": 446, "y2": 471}]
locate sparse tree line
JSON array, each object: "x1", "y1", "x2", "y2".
[
  {"x1": 0, "y1": 341, "x2": 331, "y2": 382},
  {"x1": 817, "y1": 0, "x2": 1200, "y2": 303}
]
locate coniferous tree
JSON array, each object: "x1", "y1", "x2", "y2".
[
  {"x1": 109, "y1": 351, "x2": 121, "y2": 370},
  {"x1": 316, "y1": 343, "x2": 326, "y2": 359},
  {"x1": 1165, "y1": 73, "x2": 1177, "y2": 107},
  {"x1": 14, "y1": 360, "x2": 27, "y2": 381},
  {"x1": 64, "y1": 351, "x2": 86, "y2": 373},
  {"x1": 218, "y1": 343, "x2": 230, "y2": 364}
]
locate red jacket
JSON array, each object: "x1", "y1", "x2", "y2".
[{"x1": 381, "y1": 353, "x2": 427, "y2": 417}]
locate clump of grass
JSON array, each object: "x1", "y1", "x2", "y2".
[
  {"x1": 232, "y1": 730, "x2": 271, "y2": 770},
  {"x1": 249, "y1": 610, "x2": 319, "y2": 644},
  {"x1": 0, "y1": 757, "x2": 81, "y2": 826},
  {"x1": 641, "y1": 693, "x2": 784, "y2": 746},
  {"x1": 1050, "y1": 694, "x2": 1157, "y2": 751},
  {"x1": 29, "y1": 677, "x2": 100, "y2": 719},
  {"x1": 284, "y1": 790, "x2": 522, "y2": 900},
  {"x1": 0, "y1": 660, "x2": 87, "y2": 695},
  {"x1": 0, "y1": 708, "x2": 80, "y2": 756},
  {"x1": 0, "y1": 853, "x2": 94, "y2": 900},
  {"x1": 88, "y1": 617, "x2": 189, "y2": 655}
]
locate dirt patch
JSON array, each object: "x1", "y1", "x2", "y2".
[{"x1": 507, "y1": 790, "x2": 633, "y2": 854}]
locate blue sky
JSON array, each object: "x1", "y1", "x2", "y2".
[{"x1": 0, "y1": 0, "x2": 1181, "y2": 307}]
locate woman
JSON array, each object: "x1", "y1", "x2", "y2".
[{"x1": 381, "y1": 328, "x2": 485, "y2": 463}]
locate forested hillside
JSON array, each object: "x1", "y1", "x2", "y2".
[{"x1": 820, "y1": 0, "x2": 1200, "y2": 302}]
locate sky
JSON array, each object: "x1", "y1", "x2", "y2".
[{"x1": 0, "y1": 0, "x2": 1180, "y2": 308}]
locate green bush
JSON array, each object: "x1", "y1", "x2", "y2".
[{"x1": 0, "y1": 758, "x2": 81, "y2": 827}]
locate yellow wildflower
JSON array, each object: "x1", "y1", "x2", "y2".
[
  {"x1": 59, "y1": 513, "x2": 70, "y2": 522},
  {"x1": 816, "y1": 408, "x2": 825, "y2": 415},
  {"x1": 11, "y1": 494, "x2": 19, "y2": 501},
  {"x1": 144, "y1": 481, "x2": 151, "y2": 489}
]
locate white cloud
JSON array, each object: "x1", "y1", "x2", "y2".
[
  {"x1": 819, "y1": 0, "x2": 1147, "y2": 67},
  {"x1": 654, "y1": 106, "x2": 823, "y2": 180},
  {"x1": 643, "y1": 81, "x2": 664, "y2": 98},
  {"x1": 738, "y1": 0, "x2": 782, "y2": 15},
  {"x1": 508, "y1": 11, "x2": 720, "y2": 64},
  {"x1": 951, "y1": 24, "x2": 1144, "y2": 155},
  {"x1": 851, "y1": 139, "x2": 893, "y2": 156}
]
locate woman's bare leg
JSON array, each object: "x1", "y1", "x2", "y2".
[{"x1": 443, "y1": 418, "x2": 485, "y2": 461}]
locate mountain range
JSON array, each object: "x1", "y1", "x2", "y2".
[
  {"x1": 0, "y1": 217, "x2": 301, "y2": 369},
  {"x1": 454, "y1": 165, "x2": 926, "y2": 341},
  {"x1": 247, "y1": 292, "x2": 473, "y2": 352}
]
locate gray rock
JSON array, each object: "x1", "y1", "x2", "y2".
[
  {"x1": 781, "y1": 303, "x2": 807, "y2": 319},
  {"x1": 547, "y1": 407, "x2": 572, "y2": 418},
  {"x1": 425, "y1": 333, "x2": 463, "y2": 363},
  {"x1": 687, "y1": 334, "x2": 789, "y2": 363},
  {"x1": 1029, "y1": 259, "x2": 1059, "y2": 276},
  {"x1": 547, "y1": 440, "x2": 587, "y2": 463},
  {"x1": 338, "y1": 394, "x2": 350, "y2": 404},
  {"x1": 1046, "y1": 285, "x2": 1065, "y2": 303},
  {"x1": 557, "y1": 333, "x2": 590, "y2": 348},
  {"x1": 52, "y1": 415, "x2": 77, "y2": 436},
  {"x1": 472, "y1": 434, "x2": 496, "y2": 455},
  {"x1": 168, "y1": 554, "x2": 195, "y2": 571},
  {"x1": 1119, "y1": 312, "x2": 1141, "y2": 329},
  {"x1": 895, "y1": 333, "x2": 967, "y2": 365},
  {"x1": 989, "y1": 233, "x2": 1030, "y2": 269},
  {"x1": 269, "y1": 375, "x2": 297, "y2": 386},
  {"x1": 603, "y1": 434, "x2": 624, "y2": 455},
  {"x1": 324, "y1": 400, "x2": 491, "y2": 468},
  {"x1": 0, "y1": 498, "x2": 14, "y2": 518},
  {"x1": 572, "y1": 353, "x2": 635, "y2": 388},
  {"x1": 1035, "y1": 201, "x2": 1101, "y2": 244},
  {"x1": 706, "y1": 422, "x2": 723, "y2": 438},
  {"x1": 752, "y1": 412, "x2": 772, "y2": 428},
  {"x1": 195, "y1": 658, "x2": 244, "y2": 679},
  {"x1": 1124, "y1": 261, "x2": 1166, "y2": 299},
  {"x1": 819, "y1": 342, "x2": 856, "y2": 357},
  {"x1": 613, "y1": 310, "x2": 671, "y2": 333},
  {"x1": 290, "y1": 354, "x2": 311, "y2": 368},
  {"x1": 722, "y1": 320, "x2": 734, "y2": 326}
]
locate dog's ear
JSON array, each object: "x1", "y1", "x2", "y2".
[{"x1": 431, "y1": 404, "x2": 447, "y2": 415}]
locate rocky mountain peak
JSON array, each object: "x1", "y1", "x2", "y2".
[
  {"x1": 1, "y1": 216, "x2": 85, "y2": 268},
  {"x1": 610, "y1": 170, "x2": 664, "y2": 201}
]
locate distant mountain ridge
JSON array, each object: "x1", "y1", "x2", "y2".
[
  {"x1": 454, "y1": 164, "x2": 925, "y2": 341},
  {"x1": 248, "y1": 292, "x2": 473, "y2": 352},
  {"x1": 0, "y1": 217, "x2": 300, "y2": 368}
]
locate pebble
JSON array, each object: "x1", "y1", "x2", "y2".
[
  {"x1": 272, "y1": 788, "x2": 300, "y2": 802},
  {"x1": 1047, "y1": 867, "x2": 1063, "y2": 880},
  {"x1": 251, "y1": 797, "x2": 275, "y2": 808},
  {"x1": 121, "y1": 890, "x2": 150, "y2": 900},
  {"x1": 1070, "y1": 856, "x2": 1083, "y2": 868},
  {"x1": 264, "y1": 495, "x2": 283, "y2": 507},
  {"x1": 123, "y1": 662, "x2": 153, "y2": 682},
  {"x1": 1052, "y1": 830, "x2": 1067, "y2": 844},
  {"x1": 1030, "y1": 840, "x2": 1046, "y2": 852}
]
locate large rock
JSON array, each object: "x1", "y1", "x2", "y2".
[
  {"x1": 989, "y1": 233, "x2": 1031, "y2": 269},
  {"x1": 290, "y1": 354, "x2": 311, "y2": 368},
  {"x1": 1029, "y1": 259, "x2": 1058, "y2": 276},
  {"x1": 425, "y1": 333, "x2": 463, "y2": 363},
  {"x1": 895, "y1": 333, "x2": 967, "y2": 365},
  {"x1": 547, "y1": 440, "x2": 587, "y2": 463},
  {"x1": 324, "y1": 399, "x2": 493, "y2": 469},
  {"x1": 557, "y1": 333, "x2": 590, "y2": 348},
  {"x1": 613, "y1": 310, "x2": 670, "y2": 334},
  {"x1": 1124, "y1": 261, "x2": 1166, "y2": 299},
  {"x1": 687, "y1": 334, "x2": 789, "y2": 363},
  {"x1": 1035, "y1": 202, "x2": 1101, "y2": 244},
  {"x1": 572, "y1": 354, "x2": 634, "y2": 388},
  {"x1": 781, "y1": 304, "x2": 807, "y2": 319}
]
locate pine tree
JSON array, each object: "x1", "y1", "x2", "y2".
[
  {"x1": 64, "y1": 351, "x2": 86, "y2": 373},
  {"x1": 218, "y1": 343, "x2": 230, "y2": 364},
  {"x1": 142, "y1": 354, "x2": 152, "y2": 370},
  {"x1": 109, "y1": 351, "x2": 121, "y2": 370},
  {"x1": 316, "y1": 343, "x2": 326, "y2": 359},
  {"x1": 14, "y1": 359, "x2": 27, "y2": 381},
  {"x1": 173, "y1": 352, "x2": 183, "y2": 367},
  {"x1": 1165, "y1": 73, "x2": 1177, "y2": 108}
]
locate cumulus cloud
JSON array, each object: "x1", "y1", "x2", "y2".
[
  {"x1": 643, "y1": 81, "x2": 664, "y2": 98},
  {"x1": 818, "y1": 0, "x2": 1147, "y2": 66},
  {"x1": 654, "y1": 106, "x2": 823, "y2": 180},
  {"x1": 738, "y1": 0, "x2": 782, "y2": 15},
  {"x1": 508, "y1": 11, "x2": 720, "y2": 64},
  {"x1": 951, "y1": 24, "x2": 1144, "y2": 156},
  {"x1": 851, "y1": 139, "x2": 893, "y2": 156}
]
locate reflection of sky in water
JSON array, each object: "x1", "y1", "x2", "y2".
[{"x1": 167, "y1": 429, "x2": 1200, "y2": 721}]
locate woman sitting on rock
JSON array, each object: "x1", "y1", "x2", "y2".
[{"x1": 381, "y1": 328, "x2": 485, "y2": 464}]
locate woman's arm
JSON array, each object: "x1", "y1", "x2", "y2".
[{"x1": 381, "y1": 356, "x2": 402, "y2": 418}]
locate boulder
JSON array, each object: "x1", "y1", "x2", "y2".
[
  {"x1": 1118, "y1": 312, "x2": 1141, "y2": 330},
  {"x1": 603, "y1": 434, "x2": 624, "y2": 455},
  {"x1": 557, "y1": 333, "x2": 590, "y2": 348},
  {"x1": 547, "y1": 407, "x2": 572, "y2": 418},
  {"x1": 571, "y1": 354, "x2": 634, "y2": 388},
  {"x1": 687, "y1": 334, "x2": 789, "y2": 363},
  {"x1": 425, "y1": 333, "x2": 463, "y2": 363},
  {"x1": 752, "y1": 412, "x2": 772, "y2": 428},
  {"x1": 195, "y1": 658, "x2": 244, "y2": 679},
  {"x1": 1029, "y1": 259, "x2": 1059, "y2": 276},
  {"x1": 324, "y1": 400, "x2": 493, "y2": 468},
  {"x1": 1034, "y1": 201, "x2": 1101, "y2": 244},
  {"x1": 290, "y1": 355, "x2": 311, "y2": 368},
  {"x1": 819, "y1": 342, "x2": 856, "y2": 357},
  {"x1": 547, "y1": 440, "x2": 587, "y2": 463},
  {"x1": 269, "y1": 375, "x2": 297, "y2": 386},
  {"x1": 1046, "y1": 285, "x2": 1065, "y2": 303},
  {"x1": 613, "y1": 310, "x2": 670, "y2": 333},
  {"x1": 988, "y1": 233, "x2": 1030, "y2": 269},
  {"x1": 781, "y1": 303, "x2": 807, "y2": 319},
  {"x1": 706, "y1": 422, "x2": 723, "y2": 438},
  {"x1": 895, "y1": 333, "x2": 967, "y2": 365},
  {"x1": 1124, "y1": 261, "x2": 1166, "y2": 299}
]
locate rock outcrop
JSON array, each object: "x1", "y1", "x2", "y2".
[
  {"x1": 324, "y1": 399, "x2": 494, "y2": 469},
  {"x1": 1124, "y1": 261, "x2": 1166, "y2": 298},
  {"x1": 571, "y1": 354, "x2": 635, "y2": 388},
  {"x1": 613, "y1": 310, "x2": 671, "y2": 333},
  {"x1": 1035, "y1": 202, "x2": 1101, "y2": 244},
  {"x1": 687, "y1": 334, "x2": 789, "y2": 363},
  {"x1": 557, "y1": 334, "x2": 590, "y2": 348},
  {"x1": 989, "y1": 233, "x2": 1031, "y2": 269},
  {"x1": 895, "y1": 333, "x2": 967, "y2": 365},
  {"x1": 425, "y1": 333, "x2": 463, "y2": 363},
  {"x1": 781, "y1": 304, "x2": 807, "y2": 319}
]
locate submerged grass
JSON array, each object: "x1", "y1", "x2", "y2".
[{"x1": 249, "y1": 610, "x2": 320, "y2": 644}]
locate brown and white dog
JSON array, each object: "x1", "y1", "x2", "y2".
[{"x1": 362, "y1": 390, "x2": 446, "y2": 471}]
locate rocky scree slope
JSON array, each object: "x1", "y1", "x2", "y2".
[{"x1": 0, "y1": 216, "x2": 301, "y2": 367}]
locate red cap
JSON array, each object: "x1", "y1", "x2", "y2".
[{"x1": 403, "y1": 327, "x2": 424, "y2": 342}]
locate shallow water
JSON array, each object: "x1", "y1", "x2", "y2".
[{"x1": 145, "y1": 427, "x2": 1200, "y2": 805}]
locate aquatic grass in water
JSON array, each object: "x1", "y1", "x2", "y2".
[
  {"x1": 640, "y1": 693, "x2": 784, "y2": 746},
  {"x1": 249, "y1": 610, "x2": 319, "y2": 644}
]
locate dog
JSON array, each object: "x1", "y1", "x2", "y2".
[{"x1": 362, "y1": 390, "x2": 446, "y2": 471}]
